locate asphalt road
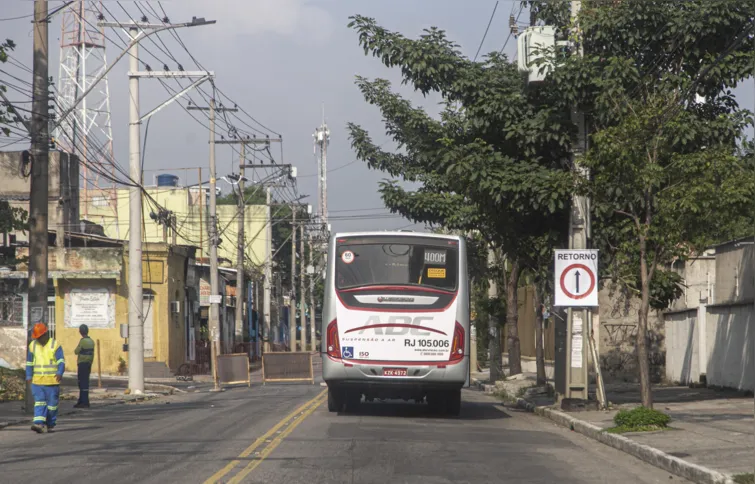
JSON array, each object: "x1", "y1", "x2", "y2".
[{"x1": 0, "y1": 385, "x2": 688, "y2": 484}]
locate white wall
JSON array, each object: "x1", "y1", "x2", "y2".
[
  {"x1": 664, "y1": 310, "x2": 699, "y2": 385},
  {"x1": 664, "y1": 302, "x2": 754, "y2": 392},
  {"x1": 706, "y1": 303, "x2": 754, "y2": 391}
]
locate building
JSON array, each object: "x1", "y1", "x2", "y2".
[
  {"x1": 0, "y1": 150, "x2": 80, "y2": 246},
  {"x1": 82, "y1": 176, "x2": 269, "y2": 269},
  {"x1": 0, "y1": 240, "x2": 198, "y2": 376}
]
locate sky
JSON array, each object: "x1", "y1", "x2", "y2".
[{"x1": 2, "y1": 0, "x2": 754, "y2": 234}]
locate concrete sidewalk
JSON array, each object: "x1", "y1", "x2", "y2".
[{"x1": 473, "y1": 372, "x2": 753, "y2": 484}]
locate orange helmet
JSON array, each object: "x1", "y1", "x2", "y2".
[{"x1": 31, "y1": 323, "x2": 48, "y2": 339}]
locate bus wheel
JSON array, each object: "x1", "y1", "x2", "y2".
[
  {"x1": 446, "y1": 389, "x2": 461, "y2": 417},
  {"x1": 327, "y1": 387, "x2": 343, "y2": 413}
]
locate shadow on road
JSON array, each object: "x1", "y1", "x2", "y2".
[{"x1": 339, "y1": 400, "x2": 510, "y2": 420}]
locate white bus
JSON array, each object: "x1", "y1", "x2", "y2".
[{"x1": 321, "y1": 231, "x2": 470, "y2": 416}]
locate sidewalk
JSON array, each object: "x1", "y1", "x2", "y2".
[
  {"x1": 472, "y1": 371, "x2": 753, "y2": 484},
  {"x1": 0, "y1": 379, "x2": 163, "y2": 431}
]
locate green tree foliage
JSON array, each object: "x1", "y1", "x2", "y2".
[
  {"x1": 0, "y1": 38, "x2": 18, "y2": 137},
  {"x1": 530, "y1": 0, "x2": 755, "y2": 407},
  {"x1": 346, "y1": 15, "x2": 574, "y2": 376},
  {"x1": 0, "y1": 37, "x2": 28, "y2": 266}
]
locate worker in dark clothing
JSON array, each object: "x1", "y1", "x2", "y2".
[{"x1": 73, "y1": 324, "x2": 94, "y2": 408}]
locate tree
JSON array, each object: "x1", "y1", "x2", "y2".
[
  {"x1": 0, "y1": 38, "x2": 19, "y2": 136},
  {"x1": 0, "y1": 38, "x2": 28, "y2": 265},
  {"x1": 531, "y1": 0, "x2": 755, "y2": 407},
  {"x1": 346, "y1": 16, "x2": 573, "y2": 377}
]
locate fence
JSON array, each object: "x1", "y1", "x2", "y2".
[{"x1": 664, "y1": 300, "x2": 754, "y2": 391}]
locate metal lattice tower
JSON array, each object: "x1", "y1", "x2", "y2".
[
  {"x1": 56, "y1": 1, "x2": 117, "y2": 224},
  {"x1": 313, "y1": 107, "x2": 330, "y2": 230}
]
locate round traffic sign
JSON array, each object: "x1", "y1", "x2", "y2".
[
  {"x1": 341, "y1": 250, "x2": 355, "y2": 264},
  {"x1": 559, "y1": 263, "x2": 595, "y2": 300}
]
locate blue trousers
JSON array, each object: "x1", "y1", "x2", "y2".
[
  {"x1": 77, "y1": 362, "x2": 91, "y2": 405},
  {"x1": 31, "y1": 384, "x2": 60, "y2": 428}
]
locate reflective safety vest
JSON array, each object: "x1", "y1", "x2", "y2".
[
  {"x1": 28, "y1": 339, "x2": 63, "y2": 386},
  {"x1": 76, "y1": 337, "x2": 95, "y2": 364}
]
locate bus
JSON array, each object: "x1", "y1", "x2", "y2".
[{"x1": 321, "y1": 231, "x2": 470, "y2": 416}]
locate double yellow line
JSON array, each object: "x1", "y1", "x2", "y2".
[{"x1": 204, "y1": 389, "x2": 327, "y2": 484}]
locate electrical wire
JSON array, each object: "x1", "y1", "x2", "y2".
[{"x1": 474, "y1": 1, "x2": 499, "y2": 62}]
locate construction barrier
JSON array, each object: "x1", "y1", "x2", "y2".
[
  {"x1": 261, "y1": 352, "x2": 314, "y2": 385},
  {"x1": 215, "y1": 353, "x2": 251, "y2": 387}
]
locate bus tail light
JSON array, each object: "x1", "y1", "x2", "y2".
[
  {"x1": 326, "y1": 319, "x2": 341, "y2": 359},
  {"x1": 450, "y1": 321, "x2": 464, "y2": 362}
]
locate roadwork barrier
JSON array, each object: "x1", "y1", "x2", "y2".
[
  {"x1": 261, "y1": 352, "x2": 314, "y2": 385},
  {"x1": 216, "y1": 353, "x2": 251, "y2": 387}
]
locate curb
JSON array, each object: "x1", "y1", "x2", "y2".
[
  {"x1": 508, "y1": 396, "x2": 735, "y2": 484},
  {"x1": 0, "y1": 393, "x2": 161, "y2": 432}
]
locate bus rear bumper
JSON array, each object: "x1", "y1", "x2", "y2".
[{"x1": 321, "y1": 354, "x2": 468, "y2": 399}]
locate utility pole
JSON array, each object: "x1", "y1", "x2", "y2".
[
  {"x1": 264, "y1": 186, "x2": 273, "y2": 352},
  {"x1": 289, "y1": 208, "x2": 297, "y2": 352},
  {"x1": 299, "y1": 223, "x2": 306, "y2": 351},
  {"x1": 308, "y1": 235, "x2": 317, "y2": 353},
  {"x1": 215, "y1": 136, "x2": 280, "y2": 345},
  {"x1": 187, "y1": 100, "x2": 238, "y2": 389},
  {"x1": 488, "y1": 247, "x2": 502, "y2": 383},
  {"x1": 236, "y1": 142, "x2": 245, "y2": 346},
  {"x1": 98, "y1": 16, "x2": 214, "y2": 395},
  {"x1": 562, "y1": 0, "x2": 591, "y2": 403},
  {"x1": 26, "y1": 0, "x2": 50, "y2": 415}
]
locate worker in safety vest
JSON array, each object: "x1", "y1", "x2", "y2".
[
  {"x1": 25, "y1": 323, "x2": 65, "y2": 434},
  {"x1": 74, "y1": 324, "x2": 95, "y2": 408}
]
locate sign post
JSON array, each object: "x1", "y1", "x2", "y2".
[{"x1": 554, "y1": 249, "x2": 598, "y2": 403}]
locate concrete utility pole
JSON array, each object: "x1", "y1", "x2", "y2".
[
  {"x1": 563, "y1": 0, "x2": 591, "y2": 403},
  {"x1": 187, "y1": 100, "x2": 236, "y2": 389},
  {"x1": 289, "y1": 208, "x2": 297, "y2": 352},
  {"x1": 264, "y1": 186, "x2": 273, "y2": 351},
  {"x1": 26, "y1": 0, "x2": 50, "y2": 415},
  {"x1": 488, "y1": 247, "x2": 502, "y2": 383},
  {"x1": 98, "y1": 16, "x2": 213, "y2": 395},
  {"x1": 308, "y1": 235, "x2": 317, "y2": 353},
  {"x1": 236, "y1": 143, "x2": 245, "y2": 345},
  {"x1": 299, "y1": 223, "x2": 306, "y2": 350}
]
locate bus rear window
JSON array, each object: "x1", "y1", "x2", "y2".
[{"x1": 335, "y1": 242, "x2": 458, "y2": 291}]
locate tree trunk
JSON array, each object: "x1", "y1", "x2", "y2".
[
  {"x1": 506, "y1": 258, "x2": 522, "y2": 376},
  {"x1": 637, "y1": 239, "x2": 653, "y2": 408},
  {"x1": 488, "y1": 248, "x2": 503, "y2": 382},
  {"x1": 534, "y1": 282, "x2": 547, "y2": 386}
]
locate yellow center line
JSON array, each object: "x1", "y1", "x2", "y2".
[
  {"x1": 228, "y1": 393, "x2": 327, "y2": 484},
  {"x1": 203, "y1": 389, "x2": 326, "y2": 484}
]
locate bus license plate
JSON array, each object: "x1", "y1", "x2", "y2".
[{"x1": 383, "y1": 368, "x2": 407, "y2": 377}]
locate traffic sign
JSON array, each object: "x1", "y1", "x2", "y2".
[{"x1": 554, "y1": 249, "x2": 598, "y2": 307}]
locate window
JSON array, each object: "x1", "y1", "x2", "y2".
[
  {"x1": 0, "y1": 295, "x2": 24, "y2": 327},
  {"x1": 92, "y1": 196, "x2": 108, "y2": 207},
  {"x1": 336, "y1": 241, "x2": 458, "y2": 291}
]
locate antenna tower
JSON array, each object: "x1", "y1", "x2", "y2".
[
  {"x1": 313, "y1": 106, "x2": 330, "y2": 230},
  {"x1": 56, "y1": 1, "x2": 118, "y2": 226}
]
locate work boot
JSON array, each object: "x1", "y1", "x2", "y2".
[
  {"x1": 47, "y1": 425, "x2": 55, "y2": 433},
  {"x1": 30, "y1": 424, "x2": 46, "y2": 434}
]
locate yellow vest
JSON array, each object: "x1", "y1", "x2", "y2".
[
  {"x1": 29, "y1": 339, "x2": 62, "y2": 386},
  {"x1": 76, "y1": 337, "x2": 95, "y2": 364}
]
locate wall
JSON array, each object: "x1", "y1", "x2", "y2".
[
  {"x1": 714, "y1": 240, "x2": 754, "y2": 305},
  {"x1": 55, "y1": 278, "x2": 126, "y2": 375},
  {"x1": 706, "y1": 302, "x2": 753, "y2": 391},
  {"x1": 597, "y1": 282, "x2": 665, "y2": 383},
  {"x1": 664, "y1": 302, "x2": 754, "y2": 392},
  {"x1": 669, "y1": 256, "x2": 715, "y2": 310},
  {"x1": 0, "y1": 279, "x2": 28, "y2": 368},
  {"x1": 664, "y1": 309, "x2": 699, "y2": 385}
]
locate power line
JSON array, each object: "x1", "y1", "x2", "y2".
[{"x1": 474, "y1": 1, "x2": 499, "y2": 62}]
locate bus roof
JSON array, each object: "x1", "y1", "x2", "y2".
[{"x1": 332, "y1": 231, "x2": 463, "y2": 241}]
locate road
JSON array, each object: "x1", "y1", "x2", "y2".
[{"x1": 0, "y1": 385, "x2": 687, "y2": 484}]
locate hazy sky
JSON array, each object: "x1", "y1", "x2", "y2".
[{"x1": 2, "y1": 1, "x2": 753, "y2": 234}]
